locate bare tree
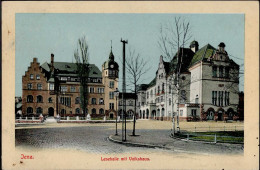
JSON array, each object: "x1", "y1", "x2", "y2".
[
  {"x1": 125, "y1": 48, "x2": 150, "y2": 136},
  {"x1": 74, "y1": 36, "x2": 89, "y2": 117},
  {"x1": 158, "y1": 17, "x2": 192, "y2": 135}
]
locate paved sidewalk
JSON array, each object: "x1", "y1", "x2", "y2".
[{"x1": 109, "y1": 129, "x2": 244, "y2": 155}]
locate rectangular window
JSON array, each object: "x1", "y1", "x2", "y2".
[
  {"x1": 99, "y1": 98, "x2": 104, "y2": 105},
  {"x1": 30, "y1": 74, "x2": 34, "y2": 80},
  {"x1": 71, "y1": 86, "x2": 76, "y2": 92},
  {"x1": 161, "y1": 96, "x2": 164, "y2": 102},
  {"x1": 37, "y1": 84, "x2": 42, "y2": 90},
  {"x1": 225, "y1": 67, "x2": 230, "y2": 78},
  {"x1": 98, "y1": 88, "x2": 104, "y2": 93},
  {"x1": 218, "y1": 91, "x2": 221, "y2": 106},
  {"x1": 169, "y1": 98, "x2": 171, "y2": 105},
  {"x1": 180, "y1": 110, "x2": 183, "y2": 116},
  {"x1": 212, "y1": 66, "x2": 217, "y2": 77},
  {"x1": 191, "y1": 109, "x2": 197, "y2": 117},
  {"x1": 36, "y1": 75, "x2": 40, "y2": 80},
  {"x1": 27, "y1": 83, "x2": 32, "y2": 90},
  {"x1": 60, "y1": 86, "x2": 67, "y2": 92},
  {"x1": 219, "y1": 67, "x2": 223, "y2": 78},
  {"x1": 109, "y1": 81, "x2": 114, "y2": 88},
  {"x1": 60, "y1": 97, "x2": 71, "y2": 107},
  {"x1": 212, "y1": 91, "x2": 214, "y2": 104},
  {"x1": 91, "y1": 98, "x2": 96, "y2": 104},
  {"x1": 109, "y1": 103, "x2": 114, "y2": 110},
  {"x1": 89, "y1": 87, "x2": 95, "y2": 93},
  {"x1": 109, "y1": 91, "x2": 114, "y2": 99},
  {"x1": 220, "y1": 91, "x2": 223, "y2": 106},
  {"x1": 226, "y1": 92, "x2": 230, "y2": 105},
  {"x1": 49, "y1": 83, "x2": 54, "y2": 90}
]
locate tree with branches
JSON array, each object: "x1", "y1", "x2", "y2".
[
  {"x1": 158, "y1": 17, "x2": 192, "y2": 135},
  {"x1": 125, "y1": 48, "x2": 150, "y2": 136},
  {"x1": 74, "y1": 36, "x2": 89, "y2": 117}
]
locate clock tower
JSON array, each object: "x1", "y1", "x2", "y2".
[{"x1": 102, "y1": 46, "x2": 119, "y2": 118}]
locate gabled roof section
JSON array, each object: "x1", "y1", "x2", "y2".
[
  {"x1": 164, "y1": 47, "x2": 194, "y2": 75},
  {"x1": 190, "y1": 44, "x2": 216, "y2": 67},
  {"x1": 40, "y1": 62, "x2": 102, "y2": 78},
  {"x1": 148, "y1": 77, "x2": 156, "y2": 88}
]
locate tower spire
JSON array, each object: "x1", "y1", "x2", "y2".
[{"x1": 111, "y1": 40, "x2": 112, "y2": 51}]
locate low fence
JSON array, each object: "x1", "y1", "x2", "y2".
[
  {"x1": 15, "y1": 117, "x2": 43, "y2": 123},
  {"x1": 57, "y1": 116, "x2": 133, "y2": 123},
  {"x1": 179, "y1": 125, "x2": 244, "y2": 132},
  {"x1": 175, "y1": 132, "x2": 244, "y2": 144}
]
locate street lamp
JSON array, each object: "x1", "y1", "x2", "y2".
[{"x1": 114, "y1": 88, "x2": 120, "y2": 136}]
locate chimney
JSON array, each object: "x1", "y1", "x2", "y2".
[{"x1": 51, "y1": 53, "x2": 54, "y2": 72}]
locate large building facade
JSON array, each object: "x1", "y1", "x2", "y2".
[
  {"x1": 138, "y1": 41, "x2": 241, "y2": 121},
  {"x1": 22, "y1": 49, "x2": 119, "y2": 118}
]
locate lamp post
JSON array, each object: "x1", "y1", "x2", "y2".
[{"x1": 114, "y1": 88, "x2": 119, "y2": 136}]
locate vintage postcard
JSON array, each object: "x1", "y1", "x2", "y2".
[{"x1": 2, "y1": 1, "x2": 259, "y2": 170}]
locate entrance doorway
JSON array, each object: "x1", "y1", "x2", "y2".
[
  {"x1": 218, "y1": 111, "x2": 223, "y2": 121},
  {"x1": 48, "y1": 107, "x2": 54, "y2": 116},
  {"x1": 109, "y1": 113, "x2": 114, "y2": 119}
]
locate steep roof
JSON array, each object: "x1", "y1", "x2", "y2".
[
  {"x1": 41, "y1": 62, "x2": 102, "y2": 79},
  {"x1": 189, "y1": 44, "x2": 216, "y2": 67},
  {"x1": 102, "y1": 50, "x2": 119, "y2": 70}
]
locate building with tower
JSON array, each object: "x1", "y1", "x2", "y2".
[
  {"x1": 22, "y1": 48, "x2": 119, "y2": 118},
  {"x1": 138, "y1": 41, "x2": 241, "y2": 121}
]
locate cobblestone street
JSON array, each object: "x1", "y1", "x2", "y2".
[
  {"x1": 15, "y1": 120, "x2": 244, "y2": 155},
  {"x1": 16, "y1": 124, "x2": 156, "y2": 154}
]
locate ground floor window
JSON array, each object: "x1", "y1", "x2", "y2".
[
  {"x1": 99, "y1": 109, "x2": 104, "y2": 114},
  {"x1": 75, "y1": 108, "x2": 80, "y2": 114},
  {"x1": 36, "y1": 107, "x2": 43, "y2": 114},
  {"x1": 180, "y1": 110, "x2": 183, "y2": 116},
  {"x1": 27, "y1": 107, "x2": 33, "y2": 114},
  {"x1": 191, "y1": 109, "x2": 197, "y2": 117}
]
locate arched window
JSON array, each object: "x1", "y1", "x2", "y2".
[
  {"x1": 48, "y1": 97, "x2": 52, "y2": 103},
  {"x1": 37, "y1": 95, "x2": 43, "y2": 103},
  {"x1": 27, "y1": 107, "x2": 33, "y2": 114},
  {"x1": 75, "y1": 108, "x2": 80, "y2": 114},
  {"x1": 75, "y1": 97, "x2": 80, "y2": 104},
  {"x1": 27, "y1": 95, "x2": 33, "y2": 103},
  {"x1": 92, "y1": 108, "x2": 96, "y2": 114},
  {"x1": 36, "y1": 107, "x2": 42, "y2": 114},
  {"x1": 99, "y1": 108, "x2": 104, "y2": 114},
  {"x1": 61, "y1": 109, "x2": 66, "y2": 115},
  {"x1": 92, "y1": 98, "x2": 96, "y2": 104}
]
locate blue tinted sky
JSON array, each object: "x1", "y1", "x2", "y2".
[{"x1": 15, "y1": 13, "x2": 244, "y2": 96}]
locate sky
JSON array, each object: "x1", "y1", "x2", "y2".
[{"x1": 15, "y1": 13, "x2": 244, "y2": 96}]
